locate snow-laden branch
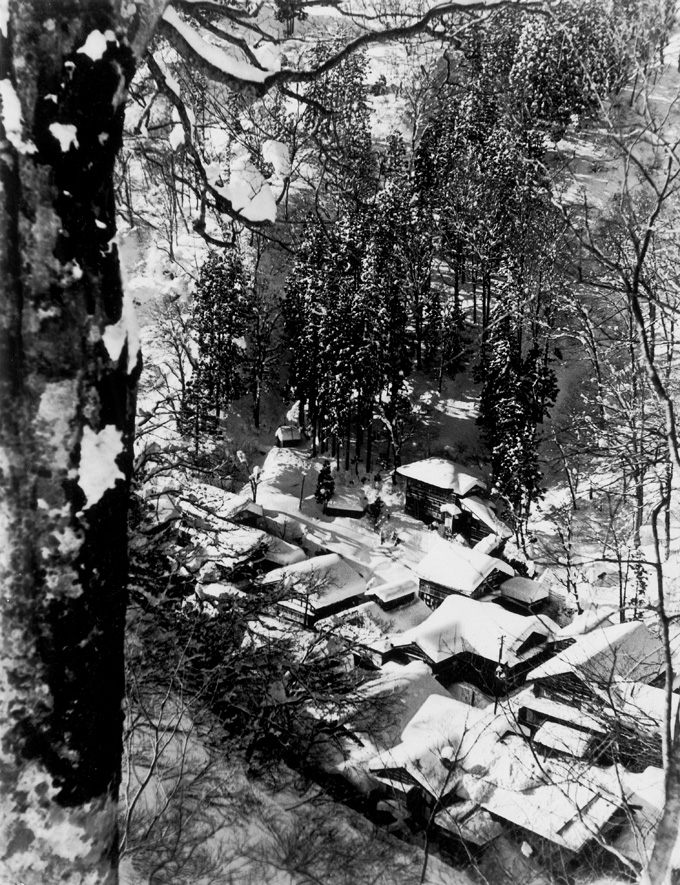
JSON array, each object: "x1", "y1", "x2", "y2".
[
  {"x1": 147, "y1": 53, "x2": 277, "y2": 224},
  {"x1": 159, "y1": 0, "x2": 547, "y2": 99}
]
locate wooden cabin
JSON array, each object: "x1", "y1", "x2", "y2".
[
  {"x1": 397, "y1": 458, "x2": 487, "y2": 523},
  {"x1": 274, "y1": 424, "x2": 302, "y2": 447},
  {"x1": 525, "y1": 621, "x2": 668, "y2": 771},
  {"x1": 388, "y1": 595, "x2": 558, "y2": 694},
  {"x1": 480, "y1": 776, "x2": 626, "y2": 873},
  {"x1": 415, "y1": 539, "x2": 514, "y2": 609},
  {"x1": 262, "y1": 553, "x2": 366, "y2": 627},
  {"x1": 498, "y1": 576, "x2": 550, "y2": 614}
]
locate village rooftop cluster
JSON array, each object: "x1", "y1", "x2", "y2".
[{"x1": 150, "y1": 440, "x2": 678, "y2": 881}]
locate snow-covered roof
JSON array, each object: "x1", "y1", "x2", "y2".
[
  {"x1": 500, "y1": 576, "x2": 549, "y2": 605},
  {"x1": 528, "y1": 620, "x2": 665, "y2": 685},
  {"x1": 325, "y1": 491, "x2": 367, "y2": 514},
  {"x1": 366, "y1": 577, "x2": 418, "y2": 606},
  {"x1": 262, "y1": 553, "x2": 366, "y2": 612},
  {"x1": 480, "y1": 776, "x2": 623, "y2": 853},
  {"x1": 434, "y1": 806, "x2": 504, "y2": 847},
  {"x1": 264, "y1": 536, "x2": 307, "y2": 566},
  {"x1": 368, "y1": 695, "x2": 489, "y2": 799},
  {"x1": 275, "y1": 425, "x2": 302, "y2": 443},
  {"x1": 369, "y1": 694, "x2": 525, "y2": 802},
  {"x1": 416, "y1": 539, "x2": 514, "y2": 595},
  {"x1": 513, "y1": 689, "x2": 606, "y2": 734},
  {"x1": 315, "y1": 598, "x2": 431, "y2": 656},
  {"x1": 167, "y1": 477, "x2": 253, "y2": 524},
  {"x1": 181, "y1": 521, "x2": 268, "y2": 572},
  {"x1": 459, "y1": 496, "x2": 513, "y2": 539},
  {"x1": 397, "y1": 458, "x2": 487, "y2": 495},
  {"x1": 392, "y1": 595, "x2": 558, "y2": 667},
  {"x1": 592, "y1": 678, "x2": 680, "y2": 732},
  {"x1": 532, "y1": 721, "x2": 594, "y2": 759}
]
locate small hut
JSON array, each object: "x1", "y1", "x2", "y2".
[
  {"x1": 275, "y1": 425, "x2": 302, "y2": 447},
  {"x1": 499, "y1": 576, "x2": 550, "y2": 613}
]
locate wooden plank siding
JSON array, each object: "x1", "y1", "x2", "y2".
[
  {"x1": 418, "y1": 569, "x2": 507, "y2": 610},
  {"x1": 404, "y1": 477, "x2": 454, "y2": 522}
]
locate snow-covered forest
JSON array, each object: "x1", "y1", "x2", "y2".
[{"x1": 4, "y1": 1, "x2": 680, "y2": 884}]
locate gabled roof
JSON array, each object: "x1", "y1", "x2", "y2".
[
  {"x1": 264, "y1": 536, "x2": 307, "y2": 566},
  {"x1": 460, "y1": 496, "x2": 513, "y2": 539},
  {"x1": 368, "y1": 693, "x2": 526, "y2": 802},
  {"x1": 532, "y1": 721, "x2": 594, "y2": 759},
  {"x1": 528, "y1": 620, "x2": 665, "y2": 685},
  {"x1": 368, "y1": 695, "x2": 489, "y2": 799},
  {"x1": 275, "y1": 424, "x2": 302, "y2": 443},
  {"x1": 262, "y1": 553, "x2": 366, "y2": 612},
  {"x1": 480, "y1": 775, "x2": 623, "y2": 853},
  {"x1": 416, "y1": 538, "x2": 514, "y2": 595},
  {"x1": 397, "y1": 458, "x2": 487, "y2": 495},
  {"x1": 392, "y1": 595, "x2": 558, "y2": 667},
  {"x1": 592, "y1": 678, "x2": 680, "y2": 732},
  {"x1": 501, "y1": 576, "x2": 549, "y2": 605},
  {"x1": 169, "y1": 478, "x2": 254, "y2": 524}
]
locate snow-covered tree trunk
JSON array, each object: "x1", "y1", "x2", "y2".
[{"x1": 0, "y1": 3, "x2": 149, "y2": 882}]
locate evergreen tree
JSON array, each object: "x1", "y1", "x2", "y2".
[
  {"x1": 477, "y1": 310, "x2": 557, "y2": 528},
  {"x1": 183, "y1": 249, "x2": 251, "y2": 436},
  {"x1": 302, "y1": 42, "x2": 377, "y2": 205}
]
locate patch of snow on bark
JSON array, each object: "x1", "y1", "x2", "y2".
[
  {"x1": 77, "y1": 29, "x2": 117, "y2": 61},
  {"x1": 49, "y1": 122, "x2": 79, "y2": 152},
  {"x1": 78, "y1": 425, "x2": 126, "y2": 509},
  {"x1": 0, "y1": 0, "x2": 7, "y2": 38},
  {"x1": 102, "y1": 287, "x2": 141, "y2": 373},
  {"x1": 0, "y1": 78, "x2": 38, "y2": 154},
  {"x1": 37, "y1": 381, "x2": 78, "y2": 471},
  {"x1": 4, "y1": 764, "x2": 118, "y2": 878}
]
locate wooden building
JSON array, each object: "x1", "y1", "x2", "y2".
[
  {"x1": 415, "y1": 539, "x2": 514, "y2": 609},
  {"x1": 388, "y1": 595, "x2": 558, "y2": 694},
  {"x1": 397, "y1": 458, "x2": 487, "y2": 523},
  {"x1": 262, "y1": 553, "x2": 366, "y2": 627},
  {"x1": 274, "y1": 424, "x2": 302, "y2": 447},
  {"x1": 524, "y1": 621, "x2": 668, "y2": 771}
]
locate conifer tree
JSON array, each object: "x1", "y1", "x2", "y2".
[
  {"x1": 302, "y1": 42, "x2": 376, "y2": 205},
  {"x1": 183, "y1": 249, "x2": 250, "y2": 437}
]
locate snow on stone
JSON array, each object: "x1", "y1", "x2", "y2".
[
  {"x1": 162, "y1": 7, "x2": 271, "y2": 84},
  {"x1": 49, "y1": 122, "x2": 79, "y2": 152},
  {"x1": 76, "y1": 29, "x2": 117, "y2": 61},
  {"x1": 262, "y1": 139, "x2": 291, "y2": 179},
  {"x1": 102, "y1": 287, "x2": 140, "y2": 373},
  {"x1": 0, "y1": 78, "x2": 37, "y2": 154},
  {"x1": 78, "y1": 424, "x2": 125, "y2": 509}
]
